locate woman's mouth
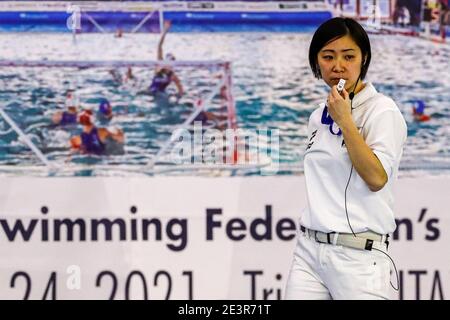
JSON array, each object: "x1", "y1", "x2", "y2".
[{"x1": 331, "y1": 78, "x2": 346, "y2": 82}]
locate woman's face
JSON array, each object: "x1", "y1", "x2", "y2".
[{"x1": 317, "y1": 35, "x2": 365, "y2": 93}]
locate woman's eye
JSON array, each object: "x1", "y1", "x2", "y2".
[
  {"x1": 345, "y1": 55, "x2": 355, "y2": 60},
  {"x1": 322, "y1": 56, "x2": 333, "y2": 60}
]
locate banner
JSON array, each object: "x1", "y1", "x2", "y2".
[{"x1": 0, "y1": 176, "x2": 448, "y2": 300}]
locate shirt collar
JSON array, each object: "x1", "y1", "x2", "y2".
[{"x1": 351, "y1": 82, "x2": 377, "y2": 110}]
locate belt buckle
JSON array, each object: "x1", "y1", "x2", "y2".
[{"x1": 314, "y1": 231, "x2": 326, "y2": 244}]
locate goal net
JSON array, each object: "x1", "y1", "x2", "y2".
[{"x1": 0, "y1": 58, "x2": 243, "y2": 176}]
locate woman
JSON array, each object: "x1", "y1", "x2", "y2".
[
  {"x1": 70, "y1": 109, "x2": 124, "y2": 155},
  {"x1": 52, "y1": 91, "x2": 79, "y2": 126},
  {"x1": 52, "y1": 105, "x2": 78, "y2": 126},
  {"x1": 284, "y1": 17, "x2": 407, "y2": 300},
  {"x1": 411, "y1": 99, "x2": 431, "y2": 122},
  {"x1": 97, "y1": 98, "x2": 113, "y2": 123},
  {"x1": 149, "y1": 20, "x2": 184, "y2": 107}
]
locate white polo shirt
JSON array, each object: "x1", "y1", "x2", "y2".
[{"x1": 301, "y1": 82, "x2": 407, "y2": 235}]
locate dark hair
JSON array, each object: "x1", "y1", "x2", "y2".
[{"x1": 309, "y1": 17, "x2": 371, "y2": 80}]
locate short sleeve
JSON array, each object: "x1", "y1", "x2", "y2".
[{"x1": 363, "y1": 109, "x2": 407, "y2": 179}]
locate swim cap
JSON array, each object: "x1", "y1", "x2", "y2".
[
  {"x1": 165, "y1": 53, "x2": 176, "y2": 61},
  {"x1": 78, "y1": 109, "x2": 94, "y2": 126},
  {"x1": 413, "y1": 100, "x2": 426, "y2": 115},
  {"x1": 99, "y1": 99, "x2": 112, "y2": 116}
]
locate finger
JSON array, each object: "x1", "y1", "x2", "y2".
[
  {"x1": 330, "y1": 85, "x2": 341, "y2": 100},
  {"x1": 341, "y1": 87, "x2": 350, "y2": 100},
  {"x1": 327, "y1": 93, "x2": 333, "y2": 105}
]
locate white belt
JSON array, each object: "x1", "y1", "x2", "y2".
[{"x1": 300, "y1": 225, "x2": 389, "y2": 251}]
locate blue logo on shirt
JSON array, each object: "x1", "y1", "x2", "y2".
[{"x1": 321, "y1": 106, "x2": 342, "y2": 136}]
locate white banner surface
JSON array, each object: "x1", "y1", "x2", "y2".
[{"x1": 0, "y1": 176, "x2": 448, "y2": 300}]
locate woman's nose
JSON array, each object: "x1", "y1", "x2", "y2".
[{"x1": 332, "y1": 58, "x2": 345, "y2": 73}]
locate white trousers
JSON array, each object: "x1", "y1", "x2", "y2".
[{"x1": 284, "y1": 231, "x2": 393, "y2": 300}]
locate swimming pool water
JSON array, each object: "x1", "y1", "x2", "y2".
[{"x1": 0, "y1": 32, "x2": 449, "y2": 176}]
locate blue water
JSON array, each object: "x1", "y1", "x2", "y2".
[{"x1": 0, "y1": 32, "x2": 449, "y2": 176}]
